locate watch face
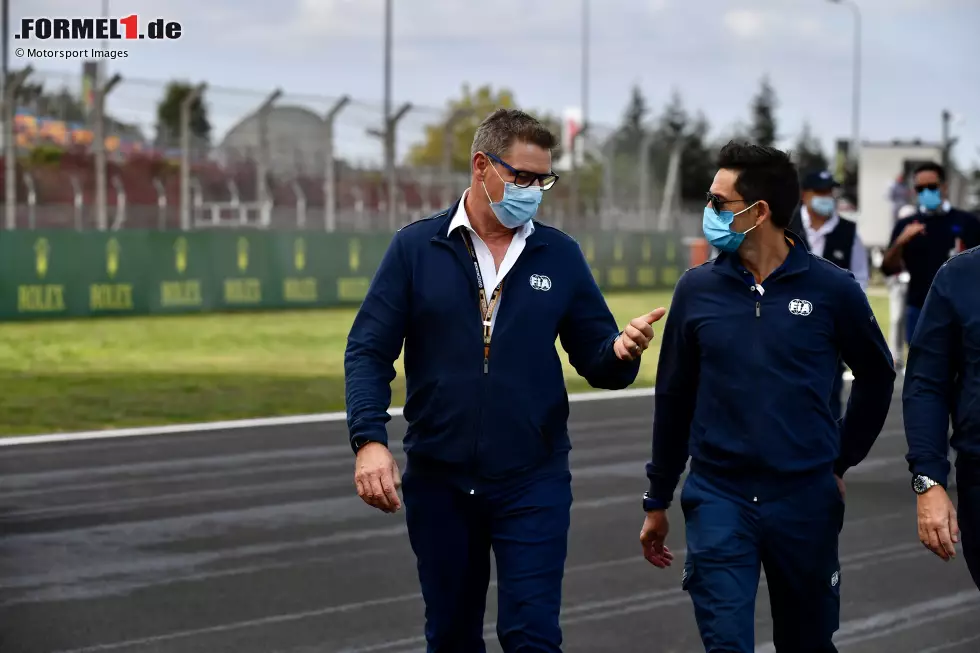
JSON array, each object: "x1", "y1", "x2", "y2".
[{"x1": 912, "y1": 476, "x2": 932, "y2": 494}]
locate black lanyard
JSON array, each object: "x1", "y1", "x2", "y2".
[{"x1": 460, "y1": 229, "x2": 503, "y2": 373}]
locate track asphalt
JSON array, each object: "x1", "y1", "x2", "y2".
[{"x1": 1, "y1": 385, "x2": 978, "y2": 652}]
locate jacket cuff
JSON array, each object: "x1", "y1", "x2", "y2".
[
  {"x1": 833, "y1": 459, "x2": 850, "y2": 478},
  {"x1": 911, "y1": 460, "x2": 950, "y2": 489},
  {"x1": 646, "y1": 476, "x2": 678, "y2": 509}
]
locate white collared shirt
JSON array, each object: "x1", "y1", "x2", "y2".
[
  {"x1": 447, "y1": 189, "x2": 535, "y2": 333},
  {"x1": 801, "y1": 206, "x2": 869, "y2": 290}
]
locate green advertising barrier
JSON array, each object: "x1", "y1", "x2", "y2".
[
  {"x1": 0, "y1": 229, "x2": 685, "y2": 321},
  {"x1": 579, "y1": 232, "x2": 684, "y2": 290}
]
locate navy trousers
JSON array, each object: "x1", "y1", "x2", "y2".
[
  {"x1": 401, "y1": 456, "x2": 572, "y2": 653},
  {"x1": 680, "y1": 471, "x2": 845, "y2": 652},
  {"x1": 955, "y1": 460, "x2": 980, "y2": 591}
]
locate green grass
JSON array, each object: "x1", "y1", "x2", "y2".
[{"x1": 0, "y1": 290, "x2": 890, "y2": 436}]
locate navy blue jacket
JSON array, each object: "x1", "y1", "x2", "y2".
[
  {"x1": 344, "y1": 200, "x2": 640, "y2": 480},
  {"x1": 883, "y1": 208, "x2": 980, "y2": 308},
  {"x1": 645, "y1": 239, "x2": 896, "y2": 507},
  {"x1": 904, "y1": 245, "x2": 980, "y2": 487}
]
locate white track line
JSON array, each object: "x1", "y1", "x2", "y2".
[{"x1": 0, "y1": 387, "x2": 656, "y2": 447}]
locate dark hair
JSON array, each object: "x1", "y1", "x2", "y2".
[
  {"x1": 716, "y1": 140, "x2": 800, "y2": 229},
  {"x1": 913, "y1": 161, "x2": 946, "y2": 183},
  {"x1": 471, "y1": 109, "x2": 558, "y2": 158}
]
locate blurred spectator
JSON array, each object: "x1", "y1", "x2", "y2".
[{"x1": 881, "y1": 162, "x2": 980, "y2": 345}]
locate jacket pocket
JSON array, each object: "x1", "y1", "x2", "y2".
[
  {"x1": 404, "y1": 375, "x2": 478, "y2": 462},
  {"x1": 479, "y1": 375, "x2": 554, "y2": 476}
]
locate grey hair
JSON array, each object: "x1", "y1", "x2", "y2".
[{"x1": 470, "y1": 108, "x2": 558, "y2": 158}]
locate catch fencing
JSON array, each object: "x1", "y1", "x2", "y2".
[{"x1": 2, "y1": 69, "x2": 704, "y2": 239}]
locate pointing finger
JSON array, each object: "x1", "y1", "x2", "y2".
[{"x1": 644, "y1": 307, "x2": 667, "y2": 324}]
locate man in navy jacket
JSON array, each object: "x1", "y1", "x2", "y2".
[
  {"x1": 639, "y1": 142, "x2": 896, "y2": 652},
  {"x1": 904, "y1": 245, "x2": 980, "y2": 590},
  {"x1": 345, "y1": 108, "x2": 665, "y2": 652}
]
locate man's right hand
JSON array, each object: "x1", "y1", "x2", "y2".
[
  {"x1": 354, "y1": 442, "x2": 402, "y2": 513},
  {"x1": 640, "y1": 510, "x2": 674, "y2": 568},
  {"x1": 896, "y1": 221, "x2": 927, "y2": 246},
  {"x1": 917, "y1": 485, "x2": 959, "y2": 561}
]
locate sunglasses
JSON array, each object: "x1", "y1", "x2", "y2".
[
  {"x1": 914, "y1": 183, "x2": 940, "y2": 193},
  {"x1": 705, "y1": 192, "x2": 748, "y2": 214}
]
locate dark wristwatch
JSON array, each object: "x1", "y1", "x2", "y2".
[
  {"x1": 352, "y1": 436, "x2": 380, "y2": 453},
  {"x1": 912, "y1": 474, "x2": 940, "y2": 495},
  {"x1": 643, "y1": 491, "x2": 668, "y2": 512}
]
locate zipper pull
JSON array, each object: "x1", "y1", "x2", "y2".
[
  {"x1": 484, "y1": 357, "x2": 489, "y2": 374},
  {"x1": 755, "y1": 301, "x2": 760, "y2": 318}
]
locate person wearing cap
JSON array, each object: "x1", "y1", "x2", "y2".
[
  {"x1": 796, "y1": 170, "x2": 869, "y2": 419},
  {"x1": 880, "y1": 161, "x2": 980, "y2": 344}
]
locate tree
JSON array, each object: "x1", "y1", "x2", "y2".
[
  {"x1": 749, "y1": 76, "x2": 779, "y2": 148},
  {"x1": 792, "y1": 122, "x2": 829, "y2": 174},
  {"x1": 609, "y1": 84, "x2": 650, "y2": 155},
  {"x1": 155, "y1": 81, "x2": 211, "y2": 148},
  {"x1": 405, "y1": 84, "x2": 518, "y2": 172},
  {"x1": 676, "y1": 112, "x2": 717, "y2": 202},
  {"x1": 659, "y1": 90, "x2": 688, "y2": 140},
  {"x1": 652, "y1": 92, "x2": 716, "y2": 202}
]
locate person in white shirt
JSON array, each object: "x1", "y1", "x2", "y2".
[{"x1": 797, "y1": 170, "x2": 869, "y2": 420}]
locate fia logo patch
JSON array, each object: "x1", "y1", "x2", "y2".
[
  {"x1": 788, "y1": 299, "x2": 812, "y2": 316},
  {"x1": 529, "y1": 274, "x2": 552, "y2": 291},
  {"x1": 831, "y1": 571, "x2": 840, "y2": 587}
]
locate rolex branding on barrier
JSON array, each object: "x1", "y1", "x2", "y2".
[{"x1": 0, "y1": 230, "x2": 683, "y2": 321}]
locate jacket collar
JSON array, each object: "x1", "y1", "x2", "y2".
[
  {"x1": 429, "y1": 192, "x2": 547, "y2": 253},
  {"x1": 712, "y1": 231, "x2": 810, "y2": 283}
]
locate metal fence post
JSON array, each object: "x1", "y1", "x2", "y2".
[
  {"x1": 369, "y1": 103, "x2": 411, "y2": 231},
  {"x1": 638, "y1": 129, "x2": 656, "y2": 231},
  {"x1": 657, "y1": 140, "x2": 684, "y2": 232},
  {"x1": 94, "y1": 73, "x2": 121, "y2": 231},
  {"x1": 180, "y1": 83, "x2": 206, "y2": 230},
  {"x1": 441, "y1": 108, "x2": 470, "y2": 208},
  {"x1": 323, "y1": 95, "x2": 350, "y2": 232},
  {"x1": 256, "y1": 89, "x2": 282, "y2": 226},
  {"x1": 4, "y1": 65, "x2": 31, "y2": 230}
]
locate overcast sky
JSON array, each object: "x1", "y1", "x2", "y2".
[{"x1": 14, "y1": 0, "x2": 980, "y2": 170}]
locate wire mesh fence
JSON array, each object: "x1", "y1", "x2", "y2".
[{"x1": 2, "y1": 69, "x2": 702, "y2": 236}]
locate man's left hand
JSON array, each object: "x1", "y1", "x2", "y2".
[
  {"x1": 835, "y1": 474, "x2": 846, "y2": 502},
  {"x1": 614, "y1": 307, "x2": 667, "y2": 361}
]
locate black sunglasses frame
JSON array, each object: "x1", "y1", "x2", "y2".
[
  {"x1": 913, "y1": 183, "x2": 941, "y2": 193},
  {"x1": 484, "y1": 152, "x2": 559, "y2": 190},
  {"x1": 705, "y1": 191, "x2": 751, "y2": 214}
]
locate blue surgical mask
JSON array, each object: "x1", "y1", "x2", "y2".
[
  {"x1": 483, "y1": 161, "x2": 543, "y2": 229},
  {"x1": 810, "y1": 196, "x2": 836, "y2": 217},
  {"x1": 702, "y1": 202, "x2": 761, "y2": 253},
  {"x1": 918, "y1": 188, "x2": 942, "y2": 212}
]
